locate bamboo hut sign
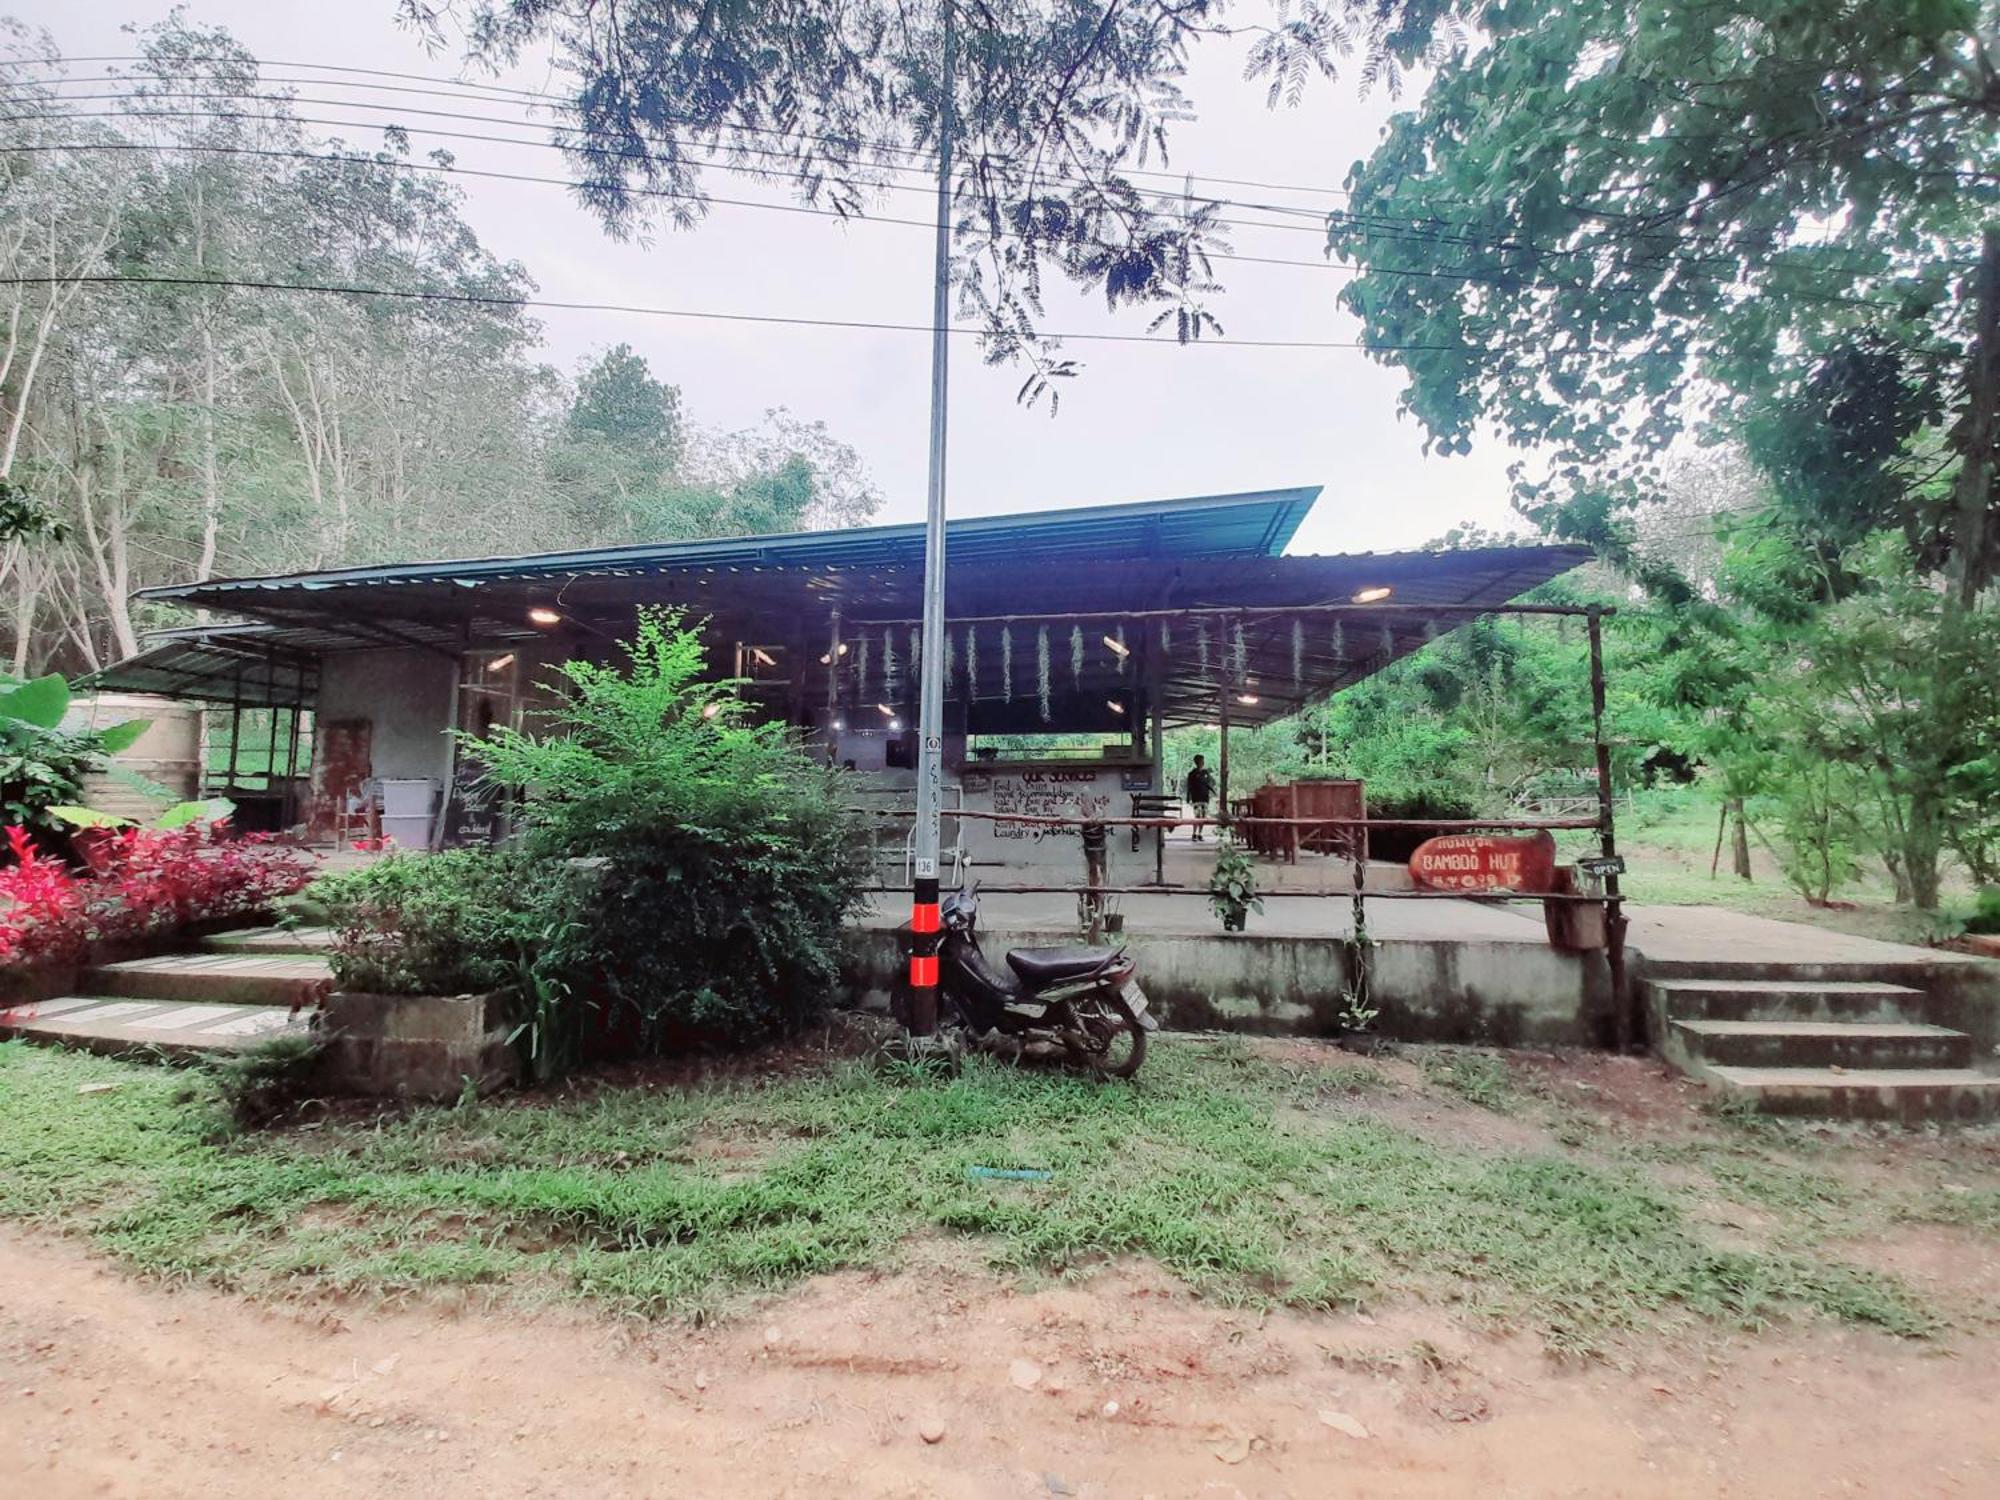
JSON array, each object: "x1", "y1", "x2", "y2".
[{"x1": 1409, "y1": 831, "x2": 1558, "y2": 893}]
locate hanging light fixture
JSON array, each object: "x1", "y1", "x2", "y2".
[
  {"x1": 527, "y1": 606, "x2": 563, "y2": 627},
  {"x1": 1352, "y1": 585, "x2": 1393, "y2": 604}
]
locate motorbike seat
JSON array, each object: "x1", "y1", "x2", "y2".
[{"x1": 1005, "y1": 946, "x2": 1118, "y2": 985}]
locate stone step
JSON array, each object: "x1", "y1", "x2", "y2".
[
  {"x1": 0, "y1": 994, "x2": 311, "y2": 1059},
  {"x1": 1646, "y1": 976, "x2": 1925, "y2": 1025},
  {"x1": 88, "y1": 952, "x2": 332, "y2": 1008},
  {"x1": 203, "y1": 925, "x2": 335, "y2": 957},
  {"x1": 1705, "y1": 1065, "x2": 2000, "y2": 1123},
  {"x1": 1670, "y1": 1018, "x2": 1973, "y2": 1072}
]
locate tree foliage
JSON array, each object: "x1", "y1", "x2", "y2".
[
  {"x1": 0, "y1": 20, "x2": 883, "y2": 675},
  {"x1": 401, "y1": 0, "x2": 1462, "y2": 405},
  {"x1": 1330, "y1": 0, "x2": 1997, "y2": 578}
]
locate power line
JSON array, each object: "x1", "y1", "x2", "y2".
[
  {"x1": 0, "y1": 271, "x2": 1482, "y2": 350},
  {"x1": 0, "y1": 136, "x2": 1361, "y2": 282},
  {"x1": 6, "y1": 55, "x2": 1366, "y2": 202},
  {"x1": 11, "y1": 67, "x2": 1971, "y2": 284},
  {"x1": 1, "y1": 127, "x2": 1919, "y2": 314}
]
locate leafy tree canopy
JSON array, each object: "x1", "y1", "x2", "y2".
[
  {"x1": 400, "y1": 0, "x2": 1458, "y2": 405},
  {"x1": 1326, "y1": 0, "x2": 1999, "y2": 588}
]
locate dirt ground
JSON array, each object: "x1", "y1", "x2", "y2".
[{"x1": 6, "y1": 1226, "x2": 1998, "y2": 1500}]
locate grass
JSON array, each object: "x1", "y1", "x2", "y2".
[
  {"x1": 1607, "y1": 785, "x2": 1978, "y2": 945},
  {"x1": 0, "y1": 1036, "x2": 1952, "y2": 1355}
]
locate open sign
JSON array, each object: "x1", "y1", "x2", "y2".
[{"x1": 1409, "y1": 831, "x2": 1558, "y2": 893}]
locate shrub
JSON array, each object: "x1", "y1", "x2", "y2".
[
  {"x1": 0, "y1": 826, "x2": 90, "y2": 966},
  {"x1": 77, "y1": 822, "x2": 317, "y2": 939},
  {"x1": 469, "y1": 607, "x2": 870, "y2": 1050},
  {"x1": 0, "y1": 819, "x2": 316, "y2": 967},
  {"x1": 315, "y1": 848, "x2": 570, "y2": 997}
]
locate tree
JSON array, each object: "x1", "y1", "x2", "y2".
[
  {"x1": 567, "y1": 343, "x2": 683, "y2": 463},
  {"x1": 401, "y1": 0, "x2": 1456, "y2": 406},
  {"x1": 1318, "y1": 0, "x2": 2000, "y2": 909},
  {"x1": 0, "y1": 23, "x2": 888, "y2": 673},
  {"x1": 1324, "y1": 0, "x2": 1996, "y2": 581}
]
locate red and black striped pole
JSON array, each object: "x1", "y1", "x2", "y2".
[{"x1": 908, "y1": 875, "x2": 941, "y2": 1028}]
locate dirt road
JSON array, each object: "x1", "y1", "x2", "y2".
[{"x1": 5, "y1": 1226, "x2": 1995, "y2": 1499}]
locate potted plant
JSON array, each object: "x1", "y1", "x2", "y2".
[{"x1": 1207, "y1": 836, "x2": 1263, "y2": 933}]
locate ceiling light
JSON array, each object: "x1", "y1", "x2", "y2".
[
  {"x1": 831, "y1": 717, "x2": 845, "y2": 732},
  {"x1": 485, "y1": 653, "x2": 515, "y2": 673},
  {"x1": 1106, "y1": 699, "x2": 1126, "y2": 715},
  {"x1": 877, "y1": 703, "x2": 896, "y2": 717},
  {"x1": 888, "y1": 718, "x2": 903, "y2": 732},
  {"x1": 527, "y1": 607, "x2": 562, "y2": 627},
  {"x1": 1352, "y1": 585, "x2": 1393, "y2": 604},
  {"x1": 1102, "y1": 633, "x2": 1130, "y2": 658},
  {"x1": 1236, "y1": 693, "x2": 1260, "y2": 706}
]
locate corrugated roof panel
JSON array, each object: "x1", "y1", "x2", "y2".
[{"x1": 135, "y1": 486, "x2": 1320, "y2": 606}]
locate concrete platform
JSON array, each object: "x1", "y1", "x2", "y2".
[{"x1": 0, "y1": 995, "x2": 308, "y2": 1057}]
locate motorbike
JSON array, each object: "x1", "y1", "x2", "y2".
[{"x1": 933, "y1": 886, "x2": 1157, "y2": 1079}]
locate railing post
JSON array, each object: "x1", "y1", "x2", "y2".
[{"x1": 1587, "y1": 606, "x2": 1632, "y2": 1050}]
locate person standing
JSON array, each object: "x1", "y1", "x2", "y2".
[{"x1": 1184, "y1": 755, "x2": 1215, "y2": 841}]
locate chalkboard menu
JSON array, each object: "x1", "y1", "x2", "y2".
[{"x1": 437, "y1": 749, "x2": 510, "y2": 846}]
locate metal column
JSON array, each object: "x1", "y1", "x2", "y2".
[{"x1": 907, "y1": 2, "x2": 958, "y2": 1035}]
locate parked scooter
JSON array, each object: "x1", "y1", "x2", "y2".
[{"x1": 934, "y1": 886, "x2": 1156, "y2": 1078}]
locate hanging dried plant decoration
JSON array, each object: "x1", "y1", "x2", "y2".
[
  {"x1": 1291, "y1": 618, "x2": 1305, "y2": 690},
  {"x1": 944, "y1": 631, "x2": 957, "y2": 691},
  {"x1": 1069, "y1": 625, "x2": 1084, "y2": 688},
  {"x1": 1114, "y1": 624, "x2": 1128, "y2": 675},
  {"x1": 1232, "y1": 621, "x2": 1248, "y2": 686},
  {"x1": 1422, "y1": 617, "x2": 1439, "y2": 643},
  {"x1": 910, "y1": 626, "x2": 921, "y2": 676},
  {"x1": 1000, "y1": 624, "x2": 1014, "y2": 702},
  {"x1": 1160, "y1": 620, "x2": 1172, "y2": 657},
  {"x1": 1036, "y1": 626, "x2": 1052, "y2": 722},
  {"x1": 882, "y1": 627, "x2": 898, "y2": 700},
  {"x1": 1379, "y1": 622, "x2": 1396, "y2": 660},
  {"x1": 1196, "y1": 622, "x2": 1211, "y2": 680},
  {"x1": 1331, "y1": 619, "x2": 1346, "y2": 662},
  {"x1": 856, "y1": 635, "x2": 871, "y2": 701},
  {"x1": 967, "y1": 625, "x2": 980, "y2": 699}
]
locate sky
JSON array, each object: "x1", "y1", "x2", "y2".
[{"x1": 12, "y1": 2, "x2": 1529, "y2": 557}]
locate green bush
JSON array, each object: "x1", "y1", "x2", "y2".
[
  {"x1": 469, "y1": 607, "x2": 870, "y2": 1051},
  {"x1": 1967, "y1": 886, "x2": 2000, "y2": 937},
  {"x1": 316, "y1": 848, "x2": 572, "y2": 997}
]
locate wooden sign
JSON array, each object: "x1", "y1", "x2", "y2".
[{"x1": 1409, "y1": 831, "x2": 1558, "y2": 893}]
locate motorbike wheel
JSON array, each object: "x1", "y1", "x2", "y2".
[{"x1": 1066, "y1": 989, "x2": 1147, "y2": 1080}]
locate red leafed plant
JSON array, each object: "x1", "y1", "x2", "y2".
[
  {"x1": 0, "y1": 825, "x2": 90, "y2": 967},
  {"x1": 0, "y1": 820, "x2": 316, "y2": 967}
]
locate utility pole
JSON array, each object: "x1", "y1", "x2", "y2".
[{"x1": 906, "y1": 2, "x2": 957, "y2": 1036}]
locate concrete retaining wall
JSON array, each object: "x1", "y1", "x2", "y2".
[
  {"x1": 321, "y1": 989, "x2": 519, "y2": 1100},
  {"x1": 844, "y1": 925, "x2": 1614, "y2": 1046}
]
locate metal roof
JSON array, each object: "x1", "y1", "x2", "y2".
[
  {"x1": 136, "y1": 485, "x2": 1322, "y2": 607},
  {"x1": 94, "y1": 539, "x2": 1595, "y2": 727},
  {"x1": 81, "y1": 623, "x2": 319, "y2": 708}
]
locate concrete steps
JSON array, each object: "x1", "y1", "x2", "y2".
[
  {"x1": 1648, "y1": 976, "x2": 1927, "y2": 1024},
  {"x1": 1668, "y1": 1018, "x2": 1972, "y2": 1071},
  {"x1": 0, "y1": 995, "x2": 308, "y2": 1058},
  {"x1": 90, "y1": 952, "x2": 331, "y2": 1008},
  {"x1": 1648, "y1": 975, "x2": 2000, "y2": 1122},
  {"x1": 204, "y1": 925, "x2": 334, "y2": 957},
  {"x1": 0, "y1": 928, "x2": 330, "y2": 1060},
  {"x1": 1705, "y1": 1066, "x2": 2000, "y2": 1124}
]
